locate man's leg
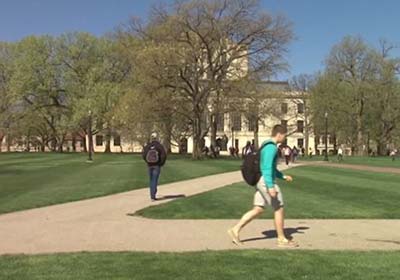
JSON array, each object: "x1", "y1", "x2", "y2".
[
  {"x1": 153, "y1": 166, "x2": 161, "y2": 197},
  {"x1": 229, "y1": 206, "x2": 264, "y2": 245},
  {"x1": 271, "y1": 188, "x2": 298, "y2": 247},
  {"x1": 149, "y1": 167, "x2": 157, "y2": 200},
  {"x1": 273, "y1": 207, "x2": 285, "y2": 240}
]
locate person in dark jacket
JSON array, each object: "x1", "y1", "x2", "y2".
[{"x1": 142, "y1": 132, "x2": 167, "y2": 201}]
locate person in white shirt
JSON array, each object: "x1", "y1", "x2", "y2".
[
  {"x1": 390, "y1": 149, "x2": 397, "y2": 161},
  {"x1": 337, "y1": 147, "x2": 343, "y2": 162},
  {"x1": 283, "y1": 146, "x2": 291, "y2": 165}
]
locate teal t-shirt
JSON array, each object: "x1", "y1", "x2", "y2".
[{"x1": 260, "y1": 140, "x2": 285, "y2": 189}]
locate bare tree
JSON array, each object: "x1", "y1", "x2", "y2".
[{"x1": 118, "y1": 0, "x2": 292, "y2": 159}]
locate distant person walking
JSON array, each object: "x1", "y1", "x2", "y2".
[
  {"x1": 337, "y1": 147, "x2": 344, "y2": 162},
  {"x1": 390, "y1": 149, "x2": 397, "y2": 161},
  {"x1": 142, "y1": 132, "x2": 167, "y2": 201},
  {"x1": 292, "y1": 146, "x2": 298, "y2": 163},
  {"x1": 228, "y1": 124, "x2": 298, "y2": 248},
  {"x1": 308, "y1": 147, "x2": 313, "y2": 158},
  {"x1": 283, "y1": 146, "x2": 291, "y2": 165},
  {"x1": 242, "y1": 141, "x2": 254, "y2": 158}
]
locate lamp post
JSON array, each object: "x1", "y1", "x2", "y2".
[{"x1": 324, "y1": 111, "x2": 329, "y2": 161}]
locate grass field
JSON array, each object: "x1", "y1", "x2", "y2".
[
  {"x1": 137, "y1": 166, "x2": 400, "y2": 219},
  {"x1": 299, "y1": 155, "x2": 400, "y2": 168},
  {"x1": 1, "y1": 250, "x2": 399, "y2": 280},
  {"x1": 0, "y1": 153, "x2": 240, "y2": 214}
]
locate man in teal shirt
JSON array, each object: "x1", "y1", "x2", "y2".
[{"x1": 228, "y1": 124, "x2": 298, "y2": 247}]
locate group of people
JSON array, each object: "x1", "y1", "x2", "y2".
[
  {"x1": 279, "y1": 145, "x2": 300, "y2": 165},
  {"x1": 202, "y1": 145, "x2": 221, "y2": 158},
  {"x1": 142, "y1": 125, "x2": 299, "y2": 248}
]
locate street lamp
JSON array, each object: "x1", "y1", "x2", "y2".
[{"x1": 324, "y1": 111, "x2": 329, "y2": 161}]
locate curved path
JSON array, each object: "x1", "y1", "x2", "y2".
[{"x1": 0, "y1": 163, "x2": 399, "y2": 255}]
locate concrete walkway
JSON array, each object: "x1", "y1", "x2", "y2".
[{"x1": 0, "y1": 163, "x2": 399, "y2": 255}]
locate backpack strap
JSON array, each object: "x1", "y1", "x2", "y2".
[{"x1": 258, "y1": 140, "x2": 275, "y2": 153}]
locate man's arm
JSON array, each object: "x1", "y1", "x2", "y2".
[
  {"x1": 142, "y1": 144, "x2": 149, "y2": 160},
  {"x1": 158, "y1": 143, "x2": 167, "y2": 166},
  {"x1": 275, "y1": 168, "x2": 285, "y2": 180}
]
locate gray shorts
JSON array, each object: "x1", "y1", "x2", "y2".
[{"x1": 253, "y1": 177, "x2": 284, "y2": 210}]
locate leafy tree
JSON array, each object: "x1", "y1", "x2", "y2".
[
  {"x1": 58, "y1": 33, "x2": 130, "y2": 158},
  {"x1": 10, "y1": 36, "x2": 72, "y2": 152}
]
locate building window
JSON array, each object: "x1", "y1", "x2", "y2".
[
  {"x1": 113, "y1": 135, "x2": 121, "y2": 146},
  {"x1": 297, "y1": 103, "x2": 304, "y2": 114},
  {"x1": 281, "y1": 120, "x2": 288, "y2": 130},
  {"x1": 231, "y1": 112, "x2": 242, "y2": 131},
  {"x1": 297, "y1": 138, "x2": 304, "y2": 148},
  {"x1": 281, "y1": 103, "x2": 288, "y2": 114},
  {"x1": 247, "y1": 115, "x2": 257, "y2": 132},
  {"x1": 216, "y1": 113, "x2": 224, "y2": 132},
  {"x1": 297, "y1": 120, "x2": 304, "y2": 133},
  {"x1": 95, "y1": 135, "x2": 103, "y2": 146}
]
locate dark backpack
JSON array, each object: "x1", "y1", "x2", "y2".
[
  {"x1": 145, "y1": 145, "x2": 160, "y2": 164},
  {"x1": 241, "y1": 142, "x2": 273, "y2": 186}
]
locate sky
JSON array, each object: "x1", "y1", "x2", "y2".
[{"x1": 1, "y1": 0, "x2": 399, "y2": 80}]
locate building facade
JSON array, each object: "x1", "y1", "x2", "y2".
[{"x1": 1, "y1": 81, "x2": 340, "y2": 155}]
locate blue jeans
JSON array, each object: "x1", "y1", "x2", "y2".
[{"x1": 148, "y1": 166, "x2": 161, "y2": 199}]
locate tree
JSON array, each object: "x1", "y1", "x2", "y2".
[
  {"x1": 312, "y1": 36, "x2": 400, "y2": 155},
  {"x1": 119, "y1": 0, "x2": 292, "y2": 159},
  {"x1": 0, "y1": 42, "x2": 14, "y2": 151},
  {"x1": 364, "y1": 41, "x2": 400, "y2": 154},
  {"x1": 59, "y1": 32, "x2": 130, "y2": 158},
  {"x1": 10, "y1": 36, "x2": 72, "y2": 152},
  {"x1": 324, "y1": 36, "x2": 379, "y2": 155}
]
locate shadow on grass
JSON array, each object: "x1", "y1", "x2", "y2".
[
  {"x1": 127, "y1": 194, "x2": 186, "y2": 217},
  {"x1": 241, "y1": 226, "x2": 310, "y2": 243}
]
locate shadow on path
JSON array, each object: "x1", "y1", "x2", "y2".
[
  {"x1": 157, "y1": 194, "x2": 186, "y2": 201},
  {"x1": 241, "y1": 226, "x2": 310, "y2": 243},
  {"x1": 366, "y1": 239, "x2": 400, "y2": 246}
]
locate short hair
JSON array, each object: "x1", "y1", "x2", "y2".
[{"x1": 271, "y1": 124, "x2": 287, "y2": 136}]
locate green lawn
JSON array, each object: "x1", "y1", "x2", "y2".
[
  {"x1": 1, "y1": 250, "x2": 399, "y2": 280},
  {"x1": 137, "y1": 166, "x2": 400, "y2": 219},
  {"x1": 0, "y1": 153, "x2": 240, "y2": 214},
  {"x1": 299, "y1": 155, "x2": 400, "y2": 168}
]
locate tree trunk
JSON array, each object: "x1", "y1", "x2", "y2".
[
  {"x1": 81, "y1": 136, "x2": 87, "y2": 153},
  {"x1": 210, "y1": 114, "x2": 217, "y2": 149},
  {"x1": 104, "y1": 127, "x2": 112, "y2": 153},
  {"x1": 0, "y1": 134, "x2": 3, "y2": 152},
  {"x1": 6, "y1": 134, "x2": 11, "y2": 152},
  {"x1": 376, "y1": 141, "x2": 386, "y2": 156},
  {"x1": 72, "y1": 135, "x2": 76, "y2": 152},
  {"x1": 192, "y1": 117, "x2": 203, "y2": 159},
  {"x1": 304, "y1": 100, "x2": 310, "y2": 152},
  {"x1": 87, "y1": 119, "x2": 94, "y2": 161},
  {"x1": 355, "y1": 115, "x2": 364, "y2": 156},
  {"x1": 253, "y1": 120, "x2": 259, "y2": 149},
  {"x1": 162, "y1": 131, "x2": 172, "y2": 154}
]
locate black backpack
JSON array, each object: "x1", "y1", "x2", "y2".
[
  {"x1": 241, "y1": 141, "x2": 273, "y2": 186},
  {"x1": 145, "y1": 145, "x2": 160, "y2": 164}
]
